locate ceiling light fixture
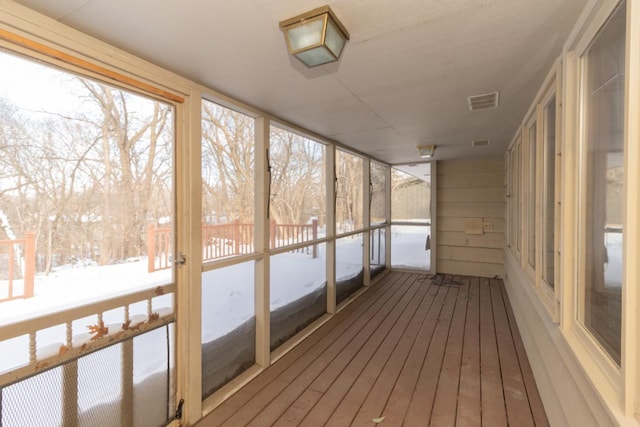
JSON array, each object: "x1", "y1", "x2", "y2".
[
  {"x1": 279, "y1": 5, "x2": 350, "y2": 68},
  {"x1": 416, "y1": 145, "x2": 436, "y2": 158}
]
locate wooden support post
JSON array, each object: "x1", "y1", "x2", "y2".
[
  {"x1": 147, "y1": 224, "x2": 155, "y2": 273},
  {"x1": 62, "y1": 361, "x2": 79, "y2": 427},
  {"x1": 270, "y1": 219, "x2": 277, "y2": 249},
  {"x1": 8, "y1": 243, "x2": 14, "y2": 299},
  {"x1": 312, "y1": 219, "x2": 318, "y2": 258},
  {"x1": 234, "y1": 219, "x2": 241, "y2": 255},
  {"x1": 23, "y1": 231, "x2": 35, "y2": 299},
  {"x1": 121, "y1": 339, "x2": 134, "y2": 427}
]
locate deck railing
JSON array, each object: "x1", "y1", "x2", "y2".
[
  {"x1": 148, "y1": 220, "x2": 320, "y2": 272},
  {"x1": 0, "y1": 231, "x2": 35, "y2": 303},
  {"x1": 0, "y1": 283, "x2": 176, "y2": 425},
  {"x1": 270, "y1": 219, "x2": 318, "y2": 257}
]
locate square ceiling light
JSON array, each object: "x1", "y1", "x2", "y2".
[
  {"x1": 417, "y1": 145, "x2": 436, "y2": 158},
  {"x1": 279, "y1": 6, "x2": 350, "y2": 68}
]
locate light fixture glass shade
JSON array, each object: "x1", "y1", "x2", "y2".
[
  {"x1": 417, "y1": 145, "x2": 436, "y2": 158},
  {"x1": 296, "y1": 46, "x2": 336, "y2": 67},
  {"x1": 280, "y1": 6, "x2": 350, "y2": 68},
  {"x1": 324, "y1": 18, "x2": 346, "y2": 58},
  {"x1": 287, "y1": 17, "x2": 325, "y2": 52}
]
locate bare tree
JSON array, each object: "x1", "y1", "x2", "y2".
[
  {"x1": 336, "y1": 151, "x2": 364, "y2": 232},
  {"x1": 81, "y1": 81, "x2": 172, "y2": 264},
  {"x1": 269, "y1": 128, "x2": 325, "y2": 226},
  {"x1": 202, "y1": 102, "x2": 254, "y2": 224}
]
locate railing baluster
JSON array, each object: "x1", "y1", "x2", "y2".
[
  {"x1": 66, "y1": 321, "x2": 73, "y2": 348},
  {"x1": 62, "y1": 361, "x2": 79, "y2": 427},
  {"x1": 8, "y1": 244, "x2": 14, "y2": 299},
  {"x1": 28, "y1": 332, "x2": 36, "y2": 364},
  {"x1": 121, "y1": 338, "x2": 134, "y2": 426}
]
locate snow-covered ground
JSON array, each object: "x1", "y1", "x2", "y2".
[
  {"x1": 391, "y1": 225, "x2": 431, "y2": 270},
  {"x1": 1, "y1": 228, "x2": 432, "y2": 374},
  {"x1": 604, "y1": 232, "x2": 622, "y2": 288}
]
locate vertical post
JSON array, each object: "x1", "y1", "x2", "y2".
[
  {"x1": 270, "y1": 219, "x2": 277, "y2": 250},
  {"x1": 312, "y1": 219, "x2": 318, "y2": 258},
  {"x1": 255, "y1": 116, "x2": 271, "y2": 367},
  {"x1": 363, "y1": 158, "x2": 371, "y2": 286},
  {"x1": 147, "y1": 224, "x2": 155, "y2": 273},
  {"x1": 121, "y1": 339, "x2": 134, "y2": 427},
  {"x1": 326, "y1": 146, "x2": 337, "y2": 314},
  {"x1": 62, "y1": 361, "x2": 79, "y2": 427},
  {"x1": 385, "y1": 165, "x2": 392, "y2": 270},
  {"x1": 8, "y1": 244, "x2": 14, "y2": 299},
  {"x1": 429, "y1": 162, "x2": 437, "y2": 274},
  {"x1": 23, "y1": 231, "x2": 35, "y2": 299},
  {"x1": 233, "y1": 219, "x2": 241, "y2": 255}
]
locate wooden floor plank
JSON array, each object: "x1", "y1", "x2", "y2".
[
  {"x1": 205, "y1": 272, "x2": 408, "y2": 426},
  {"x1": 340, "y1": 275, "x2": 444, "y2": 426},
  {"x1": 479, "y1": 277, "x2": 508, "y2": 427},
  {"x1": 456, "y1": 276, "x2": 482, "y2": 427},
  {"x1": 312, "y1": 278, "x2": 448, "y2": 427},
  {"x1": 199, "y1": 273, "x2": 549, "y2": 427},
  {"x1": 429, "y1": 275, "x2": 471, "y2": 427},
  {"x1": 239, "y1": 273, "x2": 421, "y2": 426},
  {"x1": 490, "y1": 278, "x2": 534, "y2": 427},
  {"x1": 376, "y1": 279, "x2": 450, "y2": 426},
  {"x1": 301, "y1": 275, "x2": 430, "y2": 426},
  {"x1": 271, "y1": 388, "x2": 323, "y2": 427},
  {"x1": 499, "y1": 280, "x2": 550, "y2": 427},
  {"x1": 402, "y1": 276, "x2": 460, "y2": 426}
]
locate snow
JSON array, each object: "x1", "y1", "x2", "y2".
[
  {"x1": 391, "y1": 225, "x2": 431, "y2": 270},
  {"x1": 1, "y1": 227, "x2": 432, "y2": 374},
  {"x1": 604, "y1": 232, "x2": 623, "y2": 288}
]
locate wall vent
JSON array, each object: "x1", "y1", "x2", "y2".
[
  {"x1": 472, "y1": 139, "x2": 491, "y2": 147},
  {"x1": 467, "y1": 92, "x2": 499, "y2": 111}
]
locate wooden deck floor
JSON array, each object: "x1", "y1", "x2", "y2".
[{"x1": 198, "y1": 272, "x2": 548, "y2": 427}]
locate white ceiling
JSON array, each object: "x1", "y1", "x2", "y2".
[{"x1": 12, "y1": 0, "x2": 587, "y2": 167}]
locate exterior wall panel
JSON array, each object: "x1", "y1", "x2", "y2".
[{"x1": 436, "y1": 158, "x2": 505, "y2": 278}]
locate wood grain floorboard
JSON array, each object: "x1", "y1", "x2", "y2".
[{"x1": 197, "y1": 273, "x2": 549, "y2": 427}]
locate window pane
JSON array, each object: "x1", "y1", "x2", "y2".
[
  {"x1": 391, "y1": 225, "x2": 430, "y2": 270},
  {"x1": 202, "y1": 101, "x2": 254, "y2": 260},
  {"x1": 201, "y1": 262, "x2": 255, "y2": 398},
  {"x1": 0, "y1": 50, "x2": 174, "y2": 319},
  {"x1": 336, "y1": 150, "x2": 364, "y2": 233},
  {"x1": 269, "y1": 127, "x2": 326, "y2": 248},
  {"x1": 391, "y1": 168, "x2": 430, "y2": 222},
  {"x1": 270, "y1": 243, "x2": 326, "y2": 350},
  {"x1": 336, "y1": 234, "x2": 364, "y2": 304},
  {"x1": 528, "y1": 122, "x2": 537, "y2": 268},
  {"x1": 370, "y1": 162, "x2": 387, "y2": 225},
  {"x1": 370, "y1": 227, "x2": 386, "y2": 279},
  {"x1": 542, "y1": 96, "x2": 556, "y2": 287},
  {"x1": 581, "y1": 2, "x2": 625, "y2": 364}
]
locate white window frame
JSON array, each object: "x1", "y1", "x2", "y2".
[
  {"x1": 523, "y1": 111, "x2": 539, "y2": 280},
  {"x1": 536, "y1": 64, "x2": 562, "y2": 320},
  {"x1": 560, "y1": 0, "x2": 637, "y2": 421},
  {"x1": 507, "y1": 132, "x2": 522, "y2": 263}
]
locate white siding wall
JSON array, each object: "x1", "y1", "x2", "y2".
[{"x1": 436, "y1": 158, "x2": 505, "y2": 278}]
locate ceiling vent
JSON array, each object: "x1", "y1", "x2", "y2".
[
  {"x1": 472, "y1": 139, "x2": 491, "y2": 147},
  {"x1": 467, "y1": 92, "x2": 499, "y2": 111}
]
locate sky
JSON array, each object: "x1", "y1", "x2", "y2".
[{"x1": 0, "y1": 49, "x2": 80, "y2": 113}]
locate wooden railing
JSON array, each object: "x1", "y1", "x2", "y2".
[
  {"x1": 147, "y1": 220, "x2": 320, "y2": 272},
  {"x1": 147, "y1": 224, "x2": 172, "y2": 272},
  {"x1": 270, "y1": 219, "x2": 318, "y2": 257},
  {"x1": 0, "y1": 231, "x2": 35, "y2": 303},
  {"x1": 203, "y1": 220, "x2": 255, "y2": 261},
  {"x1": 0, "y1": 282, "x2": 175, "y2": 389}
]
